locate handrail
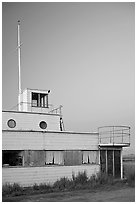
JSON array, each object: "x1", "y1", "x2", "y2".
[
  {"x1": 98, "y1": 126, "x2": 130, "y2": 145},
  {"x1": 10, "y1": 102, "x2": 63, "y2": 115}
]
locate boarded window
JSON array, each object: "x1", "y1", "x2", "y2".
[
  {"x1": 24, "y1": 150, "x2": 45, "y2": 167},
  {"x1": 64, "y1": 151, "x2": 82, "y2": 166},
  {"x1": 82, "y1": 151, "x2": 99, "y2": 164},
  {"x1": 45, "y1": 151, "x2": 64, "y2": 165}
]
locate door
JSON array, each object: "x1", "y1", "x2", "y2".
[
  {"x1": 114, "y1": 150, "x2": 121, "y2": 178},
  {"x1": 107, "y1": 150, "x2": 113, "y2": 176},
  {"x1": 100, "y1": 150, "x2": 106, "y2": 174}
]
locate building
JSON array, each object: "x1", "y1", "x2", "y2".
[{"x1": 2, "y1": 88, "x2": 130, "y2": 187}]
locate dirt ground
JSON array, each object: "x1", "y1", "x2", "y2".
[{"x1": 3, "y1": 185, "x2": 135, "y2": 202}]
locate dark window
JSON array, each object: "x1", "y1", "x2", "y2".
[
  {"x1": 39, "y1": 121, "x2": 47, "y2": 129},
  {"x1": 32, "y1": 92, "x2": 48, "y2": 108},
  {"x1": 7, "y1": 119, "x2": 16, "y2": 128},
  {"x1": 2, "y1": 150, "x2": 23, "y2": 166},
  {"x1": 32, "y1": 92, "x2": 38, "y2": 107}
]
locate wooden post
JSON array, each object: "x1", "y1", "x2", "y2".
[
  {"x1": 120, "y1": 149, "x2": 123, "y2": 179},
  {"x1": 43, "y1": 95, "x2": 45, "y2": 107},
  {"x1": 98, "y1": 148, "x2": 100, "y2": 165},
  {"x1": 106, "y1": 150, "x2": 108, "y2": 174},
  {"x1": 38, "y1": 93, "x2": 40, "y2": 107},
  {"x1": 113, "y1": 150, "x2": 115, "y2": 177}
]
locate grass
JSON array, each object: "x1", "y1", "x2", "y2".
[
  {"x1": 3, "y1": 164, "x2": 135, "y2": 198},
  {"x1": 2, "y1": 171, "x2": 123, "y2": 198},
  {"x1": 123, "y1": 161, "x2": 135, "y2": 186}
]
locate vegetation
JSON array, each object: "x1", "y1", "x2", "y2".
[
  {"x1": 123, "y1": 161, "x2": 135, "y2": 186},
  {"x1": 2, "y1": 171, "x2": 125, "y2": 198},
  {"x1": 3, "y1": 166, "x2": 135, "y2": 198}
]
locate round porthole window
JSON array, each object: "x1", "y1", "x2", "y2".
[
  {"x1": 7, "y1": 119, "x2": 16, "y2": 128},
  {"x1": 39, "y1": 121, "x2": 47, "y2": 129}
]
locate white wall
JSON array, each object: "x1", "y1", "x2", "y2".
[
  {"x1": 2, "y1": 165, "x2": 100, "y2": 187},
  {"x1": 2, "y1": 131, "x2": 99, "y2": 150},
  {"x1": 2, "y1": 111, "x2": 60, "y2": 131}
]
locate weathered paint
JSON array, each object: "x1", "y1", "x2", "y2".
[
  {"x1": 2, "y1": 111, "x2": 60, "y2": 131},
  {"x1": 2, "y1": 164, "x2": 100, "y2": 187},
  {"x1": 2, "y1": 131, "x2": 99, "y2": 150}
]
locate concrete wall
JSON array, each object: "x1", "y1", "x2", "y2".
[
  {"x1": 2, "y1": 165, "x2": 100, "y2": 187},
  {"x1": 2, "y1": 131, "x2": 99, "y2": 150},
  {"x1": 2, "y1": 111, "x2": 60, "y2": 131}
]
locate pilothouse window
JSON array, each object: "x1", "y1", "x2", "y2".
[{"x1": 32, "y1": 92, "x2": 48, "y2": 108}]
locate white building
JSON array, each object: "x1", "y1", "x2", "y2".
[{"x1": 2, "y1": 88, "x2": 130, "y2": 187}]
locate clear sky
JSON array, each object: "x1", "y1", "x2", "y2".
[{"x1": 2, "y1": 2, "x2": 135, "y2": 154}]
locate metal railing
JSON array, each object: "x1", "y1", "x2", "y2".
[
  {"x1": 98, "y1": 126, "x2": 130, "y2": 145},
  {"x1": 9, "y1": 102, "x2": 63, "y2": 116}
]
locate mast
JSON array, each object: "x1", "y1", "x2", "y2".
[{"x1": 17, "y1": 20, "x2": 22, "y2": 111}]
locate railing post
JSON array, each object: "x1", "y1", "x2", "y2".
[
  {"x1": 122, "y1": 129, "x2": 123, "y2": 143},
  {"x1": 121, "y1": 149, "x2": 123, "y2": 179},
  {"x1": 129, "y1": 127, "x2": 130, "y2": 144},
  {"x1": 98, "y1": 128, "x2": 101, "y2": 144},
  {"x1": 113, "y1": 126, "x2": 114, "y2": 144}
]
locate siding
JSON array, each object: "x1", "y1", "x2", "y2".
[
  {"x1": 2, "y1": 165, "x2": 100, "y2": 187},
  {"x1": 3, "y1": 131, "x2": 98, "y2": 150},
  {"x1": 2, "y1": 111, "x2": 60, "y2": 131}
]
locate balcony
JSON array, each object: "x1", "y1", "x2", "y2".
[{"x1": 98, "y1": 126, "x2": 130, "y2": 147}]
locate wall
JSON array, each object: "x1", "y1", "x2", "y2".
[
  {"x1": 21, "y1": 89, "x2": 50, "y2": 113},
  {"x1": 2, "y1": 165, "x2": 100, "y2": 187},
  {"x1": 2, "y1": 111, "x2": 60, "y2": 131},
  {"x1": 2, "y1": 131, "x2": 99, "y2": 150}
]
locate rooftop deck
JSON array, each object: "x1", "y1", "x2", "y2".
[{"x1": 98, "y1": 126, "x2": 130, "y2": 147}]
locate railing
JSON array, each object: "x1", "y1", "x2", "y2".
[
  {"x1": 98, "y1": 126, "x2": 130, "y2": 145},
  {"x1": 9, "y1": 102, "x2": 63, "y2": 115}
]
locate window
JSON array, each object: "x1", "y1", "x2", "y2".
[
  {"x1": 39, "y1": 121, "x2": 47, "y2": 129},
  {"x1": 32, "y1": 92, "x2": 48, "y2": 108},
  {"x1": 64, "y1": 151, "x2": 82, "y2": 166},
  {"x1": 32, "y1": 93, "x2": 38, "y2": 107},
  {"x1": 2, "y1": 150, "x2": 23, "y2": 166},
  {"x1": 7, "y1": 119, "x2": 16, "y2": 128},
  {"x1": 45, "y1": 151, "x2": 64, "y2": 165},
  {"x1": 82, "y1": 151, "x2": 99, "y2": 164}
]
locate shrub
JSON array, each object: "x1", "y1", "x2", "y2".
[
  {"x1": 123, "y1": 162, "x2": 135, "y2": 186},
  {"x1": 2, "y1": 183, "x2": 23, "y2": 196},
  {"x1": 53, "y1": 177, "x2": 71, "y2": 191},
  {"x1": 72, "y1": 171, "x2": 88, "y2": 184},
  {"x1": 33, "y1": 183, "x2": 52, "y2": 192},
  {"x1": 3, "y1": 171, "x2": 125, "y2": 197}
]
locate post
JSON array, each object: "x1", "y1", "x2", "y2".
[
  {"x1": 17, "y1": 20, "x2": 22, "y2": 111},
  {"x1": 98, "y1": 148, "x2": 100, "y2": 166},
  {"x1": 113, "y1": 150, "x2": 115, "y2": 177},
  {"x1": 120, "y1": 149, "x2": 123, "y2": 179},
  {"x1": 38, "y1": 93, "x2": 41, "y2": 107},
  {"x1": 106, "y1": 150, "x2": 108, "y2": 174}
]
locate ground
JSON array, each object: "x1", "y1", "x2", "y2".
[{"x1": 3, "y1": 185, "x2": 135, "y2": 202}]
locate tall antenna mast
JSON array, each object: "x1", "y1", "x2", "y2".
[{"x1": 17, "y1": 20, "x2": 22, "y2": 111}]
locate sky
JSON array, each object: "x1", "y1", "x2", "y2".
[{"x1": 2, "y1": 2, "x2": 135, "y2": 154}]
